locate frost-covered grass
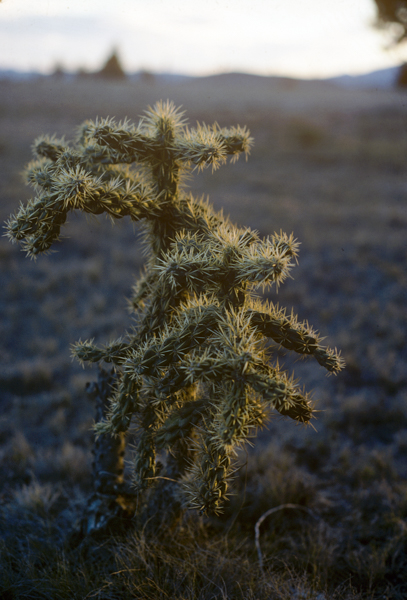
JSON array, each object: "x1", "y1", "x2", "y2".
[{"x1": 0, "y1": 76, "x2": 406, "y2": 599}]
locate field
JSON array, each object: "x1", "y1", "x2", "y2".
[{"x1": 0, "y1": 74, "x2": 407, "y2": 599}]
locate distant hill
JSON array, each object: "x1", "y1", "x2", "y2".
[
  {"x1": 128, "y1": 71, "x2": 194, "y2": 83},
  {"x1": 326, "y1": 66, "x2": 400, "y2": 89},
  {"x1": 0, "y1": 69, "x2": 43, "y2": 81},
  {"x1": 0, "y1": 65, "x2": 402, "y2": 89}
]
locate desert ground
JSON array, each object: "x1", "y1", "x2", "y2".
[{"x1": 0, "y1": 74, "x2": 406, "y2": 599}]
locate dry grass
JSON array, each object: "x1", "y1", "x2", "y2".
[{"x1": 0, "y1": 75, "x2": 406, "y2": 598}]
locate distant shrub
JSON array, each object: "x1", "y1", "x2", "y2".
[
  {"x1": 139, "y1": 69, "x2": 155, "y2": 84},
  {"x1": 51, "y1": 63, "x2": 66, "y2": 79},
  {"x1": 5, "y1": 101, "x2": 344, "y2": 532}
]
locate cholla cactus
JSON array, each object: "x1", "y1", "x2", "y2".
[{"x1": 5, "y1": 101, "x2": 344, "y2": 515}]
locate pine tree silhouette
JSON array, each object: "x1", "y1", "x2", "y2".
[{"x1": 97, "y1": 49, "x2": 126, "y2": 80}]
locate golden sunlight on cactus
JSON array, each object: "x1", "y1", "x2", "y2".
[{"x1": 6, "y1": 100, "x2": 344, "y2": 515}]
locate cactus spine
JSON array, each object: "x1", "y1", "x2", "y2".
[{"x1": 5, "y1": 101, "x2": 344, "y2": 516}]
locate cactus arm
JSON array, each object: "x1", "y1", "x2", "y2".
[
  {"x1": 87, "y1": 119, "x2": 161, "y2": 167},
  {"x1": 5, "y1": 169, "x2": 160, "y2": 257},
  {"x1": 33, "y1": 135, "x2": 67, "y2": 161},
  {"x1": 154, "y1": 398, "x2": 206, "y2": 449},
  {"x1": 248, "y1": 305, "x2": 345, "y2": 374},
  {"x1": 183, "y1": 431, "x2": 232, "y2": 515},
  {"x1": 174, "y1": 124, "x2": 253, "y2": 171}
]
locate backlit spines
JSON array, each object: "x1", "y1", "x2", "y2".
[{"x1": 5, "y1": 100, "x2": 344, "y2": 514}]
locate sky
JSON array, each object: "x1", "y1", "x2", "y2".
[{"x1": 0, "y1": 0, "x2": 406, "y2": 78}]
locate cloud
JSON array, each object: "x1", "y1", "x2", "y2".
[
  {"x1": 0, "y1": 15, "x2": 119, "y2": 36},
  {"x1": 0, "y1": 14, "x2": 148, "y2": 71}
]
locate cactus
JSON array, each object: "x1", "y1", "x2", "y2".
[{"x1": 5, "y1": 100, "x2": 344, "y2": 517}]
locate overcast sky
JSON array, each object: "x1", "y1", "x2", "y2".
[{"x1": 0, "y1": 0, "x2": 405, "y2": 78}]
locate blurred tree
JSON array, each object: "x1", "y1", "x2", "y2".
[
  {"x1": 97, "y1": 48, "x2": 127, "y2": 80},
  {"x1": 373, "y1": 1, "x2": 407, "y2": 86},
  {"x1": 374, "y1": 0, "x2": 407, "y2": 43}
]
